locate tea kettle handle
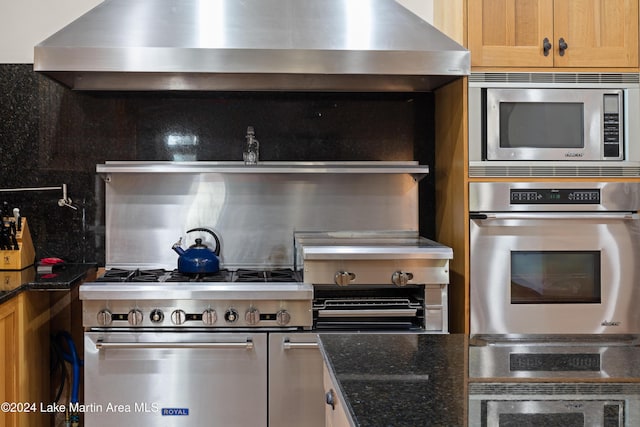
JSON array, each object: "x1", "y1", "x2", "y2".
[{"x1": 186, "y1": 228, "x2": 221, "y2": 256}]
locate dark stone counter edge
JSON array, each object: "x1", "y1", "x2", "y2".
[{"x1": 0, "y1": 263, "x2": 98, "y2": 305}]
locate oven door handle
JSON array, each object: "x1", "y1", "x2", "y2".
[
  {"x1": 95, "y1": 338, "x2": 254, "y2": 350},
  {"x1": 282, "y1": 338, "x2": 319, "y2": 350},
  {"x1": 472, "y1": 212, "x2": 639, "y2": 221}
]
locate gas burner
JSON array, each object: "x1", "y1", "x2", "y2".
[
  {"x1": 165, "y1": 269, "x2": 231, "y2": 283},
  {"x1": 233, "y1": 269, "x2": 299, "y2": 282}
]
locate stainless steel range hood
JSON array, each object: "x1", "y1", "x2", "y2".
[{"x1": 33, "y1": 0, "x2": 469, "y2": 92}]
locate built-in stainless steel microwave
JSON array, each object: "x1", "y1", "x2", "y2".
[{"x1": 468, "y1": 73, "x2": 640, "y2": 177}]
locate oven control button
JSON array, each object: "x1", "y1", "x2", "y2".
[
  {"x1": 171, "y1": 309, "x2": 187, "y2": 325},
  {"x1": 127, "y1": 309, "x2": 144, "y2": 326},
  {"x1": 202, "y1": 309, "x2": 217, "y2": 325},
  {"x1": 97, "y1": 309, "x2": 113, "y2": 326},
  {"x1": 276, "y1": 310, "x2": 291, "y2": 326},
  {"x1": 224, "y1": 308, "x2": 239, "y2": 323},
  {"x1": 245, "y1": 307, "x2": 260, "y2": 325},
  {"x1": 150, "y1": 309, "x2": 164, "y2": 323},
  {"x1": 391, "y1": 271, "x2": 414, "y2": 287}
]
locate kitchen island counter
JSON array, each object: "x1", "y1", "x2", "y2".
[
  {"x1": 318, "y1": 333, "x2": 467, "y2": 426},
  {"x1": 0, "y1": 263, "x2": 97, "y2": 304}
]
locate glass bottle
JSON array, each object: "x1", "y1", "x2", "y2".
[{"x1": 243, "y1": 126, "x2": 259, "y2": 165}]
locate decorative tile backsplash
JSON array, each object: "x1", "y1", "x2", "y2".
[{"x1": 0, "y1": 64, "x2": 435, "y2": 265}]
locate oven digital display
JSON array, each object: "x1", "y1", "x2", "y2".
[
  {"x1": 510, "y1": 188, "x2": 600, "y2": 204},
  {"x1": 510, "y1": 353, "x2": 601, "y2": 372}
]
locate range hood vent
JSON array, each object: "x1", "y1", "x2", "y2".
[{"x1": 34, "y1": 0, "x2": 469, "y2": 92}]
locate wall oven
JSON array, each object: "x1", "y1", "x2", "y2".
[
  {"x1": 468, "y1": 72, "x2": 640, "y2": 177},
  {"x1": 469, "y1": 182, "x2": 640, "y2": 336}
]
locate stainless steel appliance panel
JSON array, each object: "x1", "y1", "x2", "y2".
[
  {"x1": 469, "y1": 182, "x2": 640, "y2": 336},
  {"x1": 84, "y1": 332, "x2": 267, "y2": 426},
  {"x1": 469, "y1": 337, "x2": 640, "y2": 379},
  {"x1": 469, "y1": 383, "x2": 640, "y2": 427},
  {"x1": 268, "y1": 333, "x2": 324, "y2": 427},
  {"x1": 34, "y1": 0, "x2": 470, "y2": 91},
  {"x1": 470, "y1": 214, "x2": 640, "y2": 335},
  {"x1": 485, "y1": 88, "x2": 619, "y2": 161},
  {"x1": 467, "y1": 72, "x2": 640, "y2": 177},
  {"x1": 102, "y1": 169, "x2": 420, "y2": 270},
  {"x1": 469, "y1": 182, "x2": 640, "y2": 212}
]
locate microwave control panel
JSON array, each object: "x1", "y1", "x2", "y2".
[
  {"x1": 510, "y1": 188, "x2": 601, "y2": 204},
  {"x1": 603, "y1": 93, "x2": 622, "y2": 158}
]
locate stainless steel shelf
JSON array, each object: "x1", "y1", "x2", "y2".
[{"x1": 97, "y1": 161, "x2": 429, "y2": 181}]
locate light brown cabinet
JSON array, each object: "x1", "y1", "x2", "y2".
[
  {"x1": 0, "y1": 296, "x2": 19, "y2": 427},
  {"x1": 468, "y1": 0, "x2": 639, "y2": 68},
  {"x1": 0, "y1": 293, "x2": 50, "y2": 427},
  {"x1": 323, "y1": 362, "x2": 352, "y2": 427}
]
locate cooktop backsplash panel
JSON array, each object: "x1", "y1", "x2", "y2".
[{"x1": 0, "y1": 64, "x2": 435, "y2": 264}]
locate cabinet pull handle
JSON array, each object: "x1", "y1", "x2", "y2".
[
  {"x1": 558, "y1": 37, "x2": 568, "y2": 56},
  {"x1": 325, "y1": 389, "x2": 336, "y2": 410},
  {"x1": 283, "y1": 338, "x2": 319, "y2": 350},
  {"x1": 542, "y1": 37, "x2": 552, "y2": 56}
]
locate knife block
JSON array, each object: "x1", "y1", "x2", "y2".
[{"x1": 1, "y1": 217, "x2": 35, "y2": 270}]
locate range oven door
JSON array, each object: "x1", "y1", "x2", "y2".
[
  {"x1": 84, "y1": 331, "x2": 267, "y2": 426},
  {"x1": 268, "y1": 333, "x2": 325, "y2": 427},
  {"x1": 470, "y1": 212, "x2": 640, "y2": 335}
]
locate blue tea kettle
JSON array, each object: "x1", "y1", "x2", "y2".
[{"x1": 171, "y1": 228, "x2": 221, "y2": 274}]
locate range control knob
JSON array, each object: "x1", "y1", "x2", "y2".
[
  {"x1": 224, "y1": 308, "x2": 239, "y2": 323},
  {"x1": 127, "y1": 309, "x2": 144, "y2": 326},
  {"x1": 97, "y1": 309, "x2": 113, "y2": 326},
  {"x1": 334, "y1": 271, "x2": 356, "y2": 286},
  {"x1": 171, "y1": 309, "x2": 187, "y2": 325},
  {"x1": 391, "y1": 271, "x2": 414, "y2": 287},
  {"x1": 245, "y1": 307, "x2": 260, "y2": 325},
  {"x1": 150, "y1": 309, "x2": 164, "y2": 323},
  {"x1": 202, "y1": 309, "x2": 218, "y2": 325},
  {"x1": 276, "y1": 310, "x2": 291, "y2": 326}
]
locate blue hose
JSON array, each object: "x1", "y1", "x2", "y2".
[{"x1": 56, "y1": 331, "x2": 82, "y2": 404}]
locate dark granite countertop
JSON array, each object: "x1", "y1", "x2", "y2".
[
  {"x1": 0, "y1": 263, "x2": 97, "y2": 305},
  {"x1": 318, "y1": 333, "x2": 467, "y2": 427}
]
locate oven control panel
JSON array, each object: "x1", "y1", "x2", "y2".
[
  {"x1": 510, "y1": 188, "x2": 601, "y2": 205},
  {"x1": 83, "y1": 300, "x2": 312, "y2": 329}
]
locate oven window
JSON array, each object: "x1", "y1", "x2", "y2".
[
  {"x1": 510, "y1": 251, "x2": 601, "y2": 304},
  {"x1": 499, "y1": 102, "x2": 584, "y2": 149}
]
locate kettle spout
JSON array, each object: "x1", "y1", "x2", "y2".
[{"x1": 172, "y1": 237, "x2": 185, "y2": 255}]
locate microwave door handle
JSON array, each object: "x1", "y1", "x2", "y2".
[{"x1": 475, "y1": 212, "x2": 639, "y2": 221}]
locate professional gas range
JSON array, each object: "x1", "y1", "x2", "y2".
[
  {"x1": 81, "y1": 268, "x2": 312, "y2": 330},
  {"x1": 81, "y1": 161, "x2": 451, "y2": 427}
]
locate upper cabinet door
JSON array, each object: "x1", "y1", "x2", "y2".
[
  {"x1": 468, "y1": 0, "x2": 639, "y2": 68},
  {"x1": 553, "y1": 0, "x2": 638, "y2": 68},
  {"x1": 468, "y1": 0, "x2": 555, "y2": 67}
]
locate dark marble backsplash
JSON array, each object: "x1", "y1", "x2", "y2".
[{"x1": 0, "y1": 64, "x2": 435, "y2": 265}]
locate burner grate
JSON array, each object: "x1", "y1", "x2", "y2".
[
  {"x1": 164, "y1": 269, "x2": 231, "y2": 282},
  {"x1": 233, "y1": 269, "x2": 299, "y2": 282},
  {"x1": 96, "y1": 268, "x2": 136, "y2": 282},
  {"x1": 96, "y1": 268, "x2": 298, "y2": 283}
]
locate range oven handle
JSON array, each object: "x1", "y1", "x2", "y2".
[
  {"x1": 95, "y1": 338, "x2": 254, "y2": 350},
  {"x1": 471, "y1": 212, "x2": 639, "y2": 221},
  {"x1": 282, "y1": 338, "x2": 319, "y2": 350}
]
